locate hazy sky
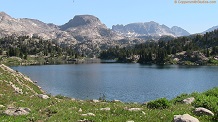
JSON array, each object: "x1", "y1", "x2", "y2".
[{"x1": 0, "y1": 0, "x2": 217, "y2": 34}]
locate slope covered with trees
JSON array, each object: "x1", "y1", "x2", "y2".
[
  {"x1": 100, "y1": 30, "x2": 218, "y2": 65},
  {"x1": 0, "y1": 36, "x2": 80, "y2": 65}
]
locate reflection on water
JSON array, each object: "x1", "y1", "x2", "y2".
[{"x1": 11, "y1": 64, "x2": 218, "y2": 103}]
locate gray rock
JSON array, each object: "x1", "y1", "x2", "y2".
[
  {"x1": 81, "y1": 113, "x2": 95, "y2": 117},
  {"x1": 113, "y1": 100, "x2": 122, "y2": 103},
  {"x1": 38, "y1": 94, "x2": 49, "y2": 99},
  {"x1": 91, "y1": 99, "x2": 100, "y2": 103},
  {"x1": 100, "y1": 107, "x2": 110, "y2": 111},
  {"x1": 127, "y1": 108, "x2": 143, "y2": 112},
  {"x1": 78, "y1": 108, "x2": 83, "y2": 112},
  {"x1": 77, "y1": 119, "x2": 93, "y2": 122},
  {"x1": 174, "y1": 114, "x2": 199, "y2": 122},
  {"x1": 194, "y1": 107, "x2": 214, "y2": 116},
  {"x1": 126, "y1": 121, "x2": 134, "y2": 122},
  {"x1": 71, "y1": 98, "x2": 76, "y2": 101},
  {"x1": 4, "y1": 107, "x2": 31, "y2": 116},
  {"x1": 183, "y1": 97, "x2": 195, "y2": 104}
]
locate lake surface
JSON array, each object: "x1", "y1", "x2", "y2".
[{"x1": 11, "y1": 64, "x2": 218, "y2": 103}]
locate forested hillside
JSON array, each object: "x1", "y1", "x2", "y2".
[
  {"x1": 0, "y1": 36, "x2": 80, "y2": 65},
  {"x1": 100, "y1": 30, "x2": 218, "y2": 65}
]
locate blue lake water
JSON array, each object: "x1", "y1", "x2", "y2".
[{"x1": 11, "y1": 64, "x2": 218, "y2": 103}]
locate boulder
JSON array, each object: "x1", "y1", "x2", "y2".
[
  {"x1": 38, "y1": 94, "x2": 49, "y2": 99},
  {"x1": 194, "y1": 107, "x2": 214, "y2": 116},
  {"x1": 81, "y1": 113, "x2": 96, "y2": 117},
  {"x1": 142, "y1": 111, "x2": 146, "y2": 115},
  {"x1": 113, "y1": 100, "x2": 122, "y2": 103},
  {"x1": 127, "y1": 108, "x2": 143, "y2": 112},
  {"x1": 78, "y1": 119, "x2": 93, "y2": 122},
  {"x1": 71, "y1": 98, "x2": 76, "y2": 101},
  {"x1": 100, "y1": 107, "x2": 110, "y2": 111},
  {"x1": 4, "y1": 107, "x2": 31, "y2": 116},
  {"x1": 91, "y1": 99, "x2": 100, "y2": 103},
  {"x1": 183, "y1": 97, "x2": 195, "y2": 104},
  {"x1": 78, "y1": 108, "x2": 83, "y2": 112},
  {"x1": 174, "y1": 114, "x2": 199, "y2": 122},
  {"x1": 126, "y1": 121, "x2": 134, "y2": 122}
]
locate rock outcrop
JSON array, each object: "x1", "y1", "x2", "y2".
[{"x1": 4, "y1": 107, "x2": 31, "y2": 116}]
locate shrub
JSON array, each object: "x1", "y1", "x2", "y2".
[
  {"x1": 55, "y1": 94, "x2": 67, "y2": 99},
  {"x1": 147, "y1": 98, "x2": 171, "y2": 109},
  {"x1": 203, "y1": 87, "x2": 218, "y2": 97},
  {"x1": 171, "y1": 93, "x2": 190, "y2": 104}
]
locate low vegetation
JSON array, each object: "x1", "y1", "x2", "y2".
[
  {"x1": 147, "y1": 98, "x2": 171, "y2": 109},
  {"x1": 0, "y1": 64, "x2": 217, "y2": 121}
]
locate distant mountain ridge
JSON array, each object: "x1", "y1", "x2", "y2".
[
  {"x1": 0, "y1": 12, "x2": 77, "y2": 44},
  {"x1": 202, "y1": 25, "x2": 218, "y2": 34},
  {"x1": 112, "y1": 21, "x2": 190, "y2": 37}
]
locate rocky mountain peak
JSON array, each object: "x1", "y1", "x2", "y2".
[
  {"x1": 112, "y1": 21, "x2": 190, "y2": 37},
  {"x1": 171, "y1": 26, "x2": 190, "y2": 36},
  {"x1": 0, "y1": 12, "x2": 12, "y2": 20},
  {"x1": 60, "y1": 15, "x2": 106, "y2": 30},
  {"x1": 0, "y1": 12, "x2": 9, "y2": 16},
  {"x1": 145, "y1": 21, "x2": 159, "y2": 25}
]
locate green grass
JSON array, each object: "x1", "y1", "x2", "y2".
[{"x1": 0, "y1": 64, "x2": 217, "y2": 121}]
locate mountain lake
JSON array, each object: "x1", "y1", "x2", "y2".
[{"x1": 11, "y1": 63, "x2": 218, "y2": 103}]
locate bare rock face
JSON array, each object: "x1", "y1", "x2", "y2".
[
  {"x1": 112, "y1": 22, "x2": 190, "y2": 38},
  {"x1": 174, "y1": 114, "x2": 199, "y2": 122},
  {"x1": 60, "y1": 15, "x2": 105, "y2": 30},
  {"x1": 0, "y1": 12, "x2": 77, "y2": 44},
  {"x1": 60, "y1": 15, "x2": 121, "y2": 42}
]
